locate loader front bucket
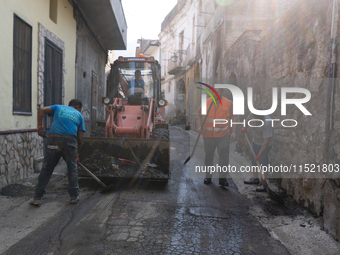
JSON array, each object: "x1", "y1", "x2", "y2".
[{"x1": 78, "y1": 137, "x2": 170, "y2": 180}]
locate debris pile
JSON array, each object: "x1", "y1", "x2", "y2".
[
  {"x1": 80, "y1": 150, "x2": 168, "y2": 179},
  {"x1": 1, "y1": 184, "x2": 34, "y2": 197},
  {"x1": 81, "y1": 150, "x2": 117, "y2": 176}
]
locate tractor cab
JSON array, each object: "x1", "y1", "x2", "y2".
[
  {"x1": 80, "y1": 55, "x2": 170, "y2": 181},
  {"x1": 107, "y1": 55, "x2": 163, "y2": 106}
]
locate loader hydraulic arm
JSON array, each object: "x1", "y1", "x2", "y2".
[
  {"x1": 145, "y1": 99, "x2": 155, "y2": 138},
  {"x1": 105, "y1": 98, "x2": 119, "y2": 137}
]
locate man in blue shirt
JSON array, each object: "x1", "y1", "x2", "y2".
[
  {"x1": 30, "y1": 99, "x2": 86, "y2": 206},
  {"x1": 125, "y1": 70, "x2": 149, "y2": 105},
  {"x1": 128, "y1": 69, "x2": 146, "y2": 93}
]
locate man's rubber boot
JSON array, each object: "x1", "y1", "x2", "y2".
[
  {"x1": 30, "y1": 197, "x2": 42, "y2": 206},
  {"x1": 244, "y1": 177, "x2": 260, "y2": 185},
  {"x1": 70, "y1": 196, "x2": 79, "y2": 204},
  {"x1": 255, "y1": 183, "x2": 266, "y2": 192},
  {"x1": 219, "y1": 178, "x2": 229, "y2": 187},
  {"x1": 204, "y1": 178, "x2": 212, "y2": 185}
]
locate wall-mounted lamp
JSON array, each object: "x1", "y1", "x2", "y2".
[
  {"x1": 163, "y1": 50, "x2": 187, "y2": 63},
  {"x1": 171, "y1": 50, "x2": 187, "y2": 62},
  {"x1": 171, "y1": 53, "x2": 178, "y2": 62}
]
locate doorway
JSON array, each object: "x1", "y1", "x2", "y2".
[
  {"x1": 91, "y1": 71, "x2": 98, "y2": 128},
  {"x1": 43, "y1": 38, "x2": 63, "y2": 131}
]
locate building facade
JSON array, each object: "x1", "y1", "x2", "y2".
[
  {"x1": 159, "y1": 0, "x2": 292, "y2": 125},
  {"x1": 159, "y1": 0, "x2": 198, "y2": 125},
  {"x1": 0, "y1": 0, "x2": 77, "y2": 188},
  {"x1": 0, "y1": 0, "x2": 126, "y2": 189},
  {"x1": 136, "y1": 39, "x2": 160, "y2": 61},
  {"x1": 71, "y1": 0, "x2": 127, "y2": 135},
  {"x1": 221, "y1": 0, "x2": 340, "y2": 240},
  {"x1": 160, "y1": 0, "x2": 340, "y2": 240}
]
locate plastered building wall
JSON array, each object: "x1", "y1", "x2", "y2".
[
  {"x1": 222, "y1": 0, "x2": 340, "y2": 240},
  {"x1": 160, "y1": 0, "x2": 197, "y2": 125},
  {"x1": 0, "y1": 0, "x2": 76, "y2": 189},
  {"x1": 74, "y1": 14, "x2": 106, "y2": 135},
  {"x1": 0, "y1": 0, "x2": 76, "y2": 131}
]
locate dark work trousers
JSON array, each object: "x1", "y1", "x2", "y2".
[
  {"x1": 34, "y1": 136, "x2": 79, "y2": 198},
  {"x1": 251, "y1": 141, "x2": 272, "y2": 169},
  {"x1": 203, "y1": 134, "x2": 230, "y2": 179}
]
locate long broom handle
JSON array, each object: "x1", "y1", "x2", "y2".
[
  {"x1": 244, "y1": 132, "x2": 285, "y2": 204},
  {"x1": 189, "y1": 102, "x2": 214, "y2": 158},
  {"x1": 79, "y1": 162, "x2": 107, "y2": 188},
  {"x1": 244, "y1": 133, "x2": 268, "y2": 185}
]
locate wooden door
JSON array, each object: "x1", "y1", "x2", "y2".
[{"x1": 43, "y1": 38, "x2": 62, "y2": 152}]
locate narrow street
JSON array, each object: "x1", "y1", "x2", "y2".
[
  {"x1": 1, "y1": 126, "x2": 294, "y2": 254},
  {"x1": 2, "y1": 1, "x2": 340, "y2": 254}
]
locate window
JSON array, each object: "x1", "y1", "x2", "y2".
[
  {"x1": 178, "y1": 79, "x2": 185, "y2": 94},
  {"x1": 13, "y1": 15, "x2": 32, "y2": 114},
  {"x1": 168, "y1": 82, "x2": 171, "y2": 93},
  {"x1": 50, "y1": 0, "x2": 58, "y2": 23}
]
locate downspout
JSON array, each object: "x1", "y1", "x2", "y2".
[
  {"x1": 327, "y1": 0, "x2": 337, "y2": 130},
  {"x1": 326, "y1": 0, "x2": 338, "y2": 164}
]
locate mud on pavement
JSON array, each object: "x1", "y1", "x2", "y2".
[{"x1": 80, "y1": 149, "x2": 169, "y2": 179}]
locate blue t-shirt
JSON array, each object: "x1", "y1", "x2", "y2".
[
  {"x1": 128, "y1": 79, "x2": 146, "y2": 95},
  {"x1": 128, "y1": 79, "x2": 146, "y2": 89},
  {"x1": 49, "y1": 105, "x2": 86, "y2": 137}
]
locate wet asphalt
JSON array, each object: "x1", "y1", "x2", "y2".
[{"x1": 3, "y1": 127, "x2": 289, "y2": 255}]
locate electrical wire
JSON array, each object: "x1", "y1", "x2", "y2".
[{"x1": 124, "y1": 10, "x2": 160, "y2": 30}]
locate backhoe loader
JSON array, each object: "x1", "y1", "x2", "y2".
[{"x1": 79, "y1": 55, "x2": 170, "y2": 181}]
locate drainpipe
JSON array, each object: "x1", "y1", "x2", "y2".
[
  {"x1": 327, "y1": 0, "x2": 337, "y2": 131},
  {"x1": 325, "y1": 0, "x2": 338, "y2": 165}
]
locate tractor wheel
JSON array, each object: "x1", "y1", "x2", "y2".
[
  {"x1": 153, "y1": 129, "x2": 169, "y2": 140},
  {"x1": 90, "y1": 126, "x2": 105, "y2": 138}
]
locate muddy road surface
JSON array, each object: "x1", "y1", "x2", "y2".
[{"x1": 2, "y1": 127, "x2": 289, "y2": 255}]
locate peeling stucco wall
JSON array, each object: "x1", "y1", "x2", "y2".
[
  {"x1": 222, "y1": 0, "x2": 340, "y2": 240},
  {"x1": 74, "y1": 8, "x2": 107, "y2": 136}
]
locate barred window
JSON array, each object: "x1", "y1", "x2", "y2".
[{"x1": 13, "y1": 15, "x2": 32, "y2": 114}]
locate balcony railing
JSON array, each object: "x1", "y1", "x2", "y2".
[{"x1": 168, "y1": 58, "x2": 184, "y2": 75}]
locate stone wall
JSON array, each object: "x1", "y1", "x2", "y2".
[
  {"x1": 222, "y1": 0, "x2": 340, "y2": 240},
  {"x1": 0, "y1": 132, "x2": 43, "y2": 190}
]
